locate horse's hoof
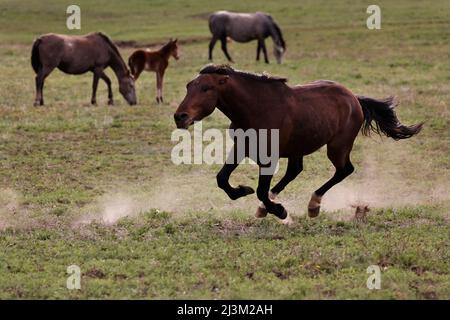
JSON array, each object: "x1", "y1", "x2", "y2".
[
  {"x1": 268, "y1": 191, "x2": 277, "y2": 200},
  {"x1": 308, "y1": 206, "x2": 320, "y2": 218},
  {"x1": 308, "y1": 192, "x2": 322, "y2": 218},
  {"x1": 108, "y1": 101, "x2": 114, "y2": 106},
  {"x1": 33, "y1": 102, "x2": 39, "y2": 107},
  {"x1": 238, "y1": 185, "x2": 254, "y2": 196},
  {"x1": 280, "y1": 213, "x2": 293, "y2": 226},
  {"x1": 255, "y1": 203, "x2": 267, "y2": 218}
]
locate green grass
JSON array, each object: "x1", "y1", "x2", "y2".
[{"x1": 0, "y1": 0, "x2": 449, "y2": 299}]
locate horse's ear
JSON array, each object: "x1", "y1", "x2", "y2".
[
  {"x1": 218, "y1": 75, "x2": 229, "y2": 85},
  {"x1": 174, "y1": 38, "x2": 178, "y2": 43}
]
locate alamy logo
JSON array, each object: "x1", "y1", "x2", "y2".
[
  {"x1": 66, "y1": 5, "x2": 81, "y2": 30},
  {"x1": 366, "y1": 5, "x2": 381, "y2": 30},
  {"x1": 171, "y1": 121, "x2": 279, "y2": 175},
  {"x1": 66, "y1": 265, "x2": 81, "y2": 290},
  {"x1": 366, "y1": 265, "x2": 381, "y2": 290}
]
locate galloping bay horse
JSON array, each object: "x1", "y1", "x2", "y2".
[
  {"x1": 128, "y1": 39, "x2": 179, "y2": 103},
  {"x1": 174, "y1": 65, "x2": 423, "y2": 222},
  {"x1": 31, "y1": 32, "x2": 137, "y2": 106},
  {"x1": 208, "y1": 11, "x2": 286, "y2": 64}
]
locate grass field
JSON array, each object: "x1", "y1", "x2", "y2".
[{"x1": 0, "y1": 0, "x2": 449, "y2": 299}]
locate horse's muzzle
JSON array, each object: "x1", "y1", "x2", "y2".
[{"x1": 174, "y1": 112, "x2": 191, "y2": 129}]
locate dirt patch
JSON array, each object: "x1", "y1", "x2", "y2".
[{"x1": 115, "y1": 36, "x2": 210, "y2": 49}]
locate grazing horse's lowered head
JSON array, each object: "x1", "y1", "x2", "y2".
[{"x1": 118, "y1": 70, "x2": 137, "y2": 105}]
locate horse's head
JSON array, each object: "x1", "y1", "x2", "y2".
[
  {"x1": 174, "y1": 73, "x2": 228, "y2": 129},
  {"x1": 170, "y1": 38, "x2": 180, "y2": 60},
  {"x1": 273, "y1": 42, "x2": 285, "y2": 64},
  {"x1": 119, "y1": 71, "x2": 137, "y2": 105}
]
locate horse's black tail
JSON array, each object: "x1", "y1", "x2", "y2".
[
  {"x1": 31, "y1": 38, "x2": 42, "y2": 73},
  {"x1": 357, "y1": 95, "x2": 423, "y2": 140}
]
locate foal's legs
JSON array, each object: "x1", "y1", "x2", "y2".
[
  {"x1": 308, "y1": 144, "x2": 355, "y2": 217},
  {"x1": 156, "y1": 69, "x2": 165, "y2": 104},
  {"x1": 220, "y1": 36, "x2": 234, "y2": 63},
  {"x1": 34, "y1": 66, "x2": 55, "y2": 106},
  {"x1": 217, "y1": 144, "x2": 255, "y2": 200},
  {"x1": 208, "y1": 35, "x2": 218, "y2": 61},
  {"x1": 256, "y1": 157, "x2": 303, "y2": 218}
]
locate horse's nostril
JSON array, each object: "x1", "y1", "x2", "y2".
[{"x1": 174, "y1": 112, "x2": 189, "y2": 122}]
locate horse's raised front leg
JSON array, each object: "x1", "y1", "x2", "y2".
[
  {"x1": 220, "y1": 36, "x2": 234, "y2": 63},
  {"x1": 216, "y1": 144, "x2": 254, "y2": 200},
  {"x1": 34, "y1": 66, "x2": 54, "y2": 106},
  {"x1": 256, "y1": 167, "x2": 288, "y2": 220}
]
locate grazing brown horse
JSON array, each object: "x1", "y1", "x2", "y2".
[
  {"x1": 128, "y1": 39, "x2": 179, "y2": 103},
  {"x1": 31, "y1": 32, "x2": 136, "y2": 106},
  {"x1": 174, "y1": 65, "x2": 423, "y2": 221}
]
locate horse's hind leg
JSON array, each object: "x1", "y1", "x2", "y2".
[
  {"x1": 34, "y1": 66, "x2": 54, "y2": 106},
  {"x1": 91, "y1": 72, "x2": 99, "y2": 105},
  {"x1": 220, "y1": 36, "x2": 234, "y2": 63},
  {"x1": 208, "y1": 36, "x2": 218, "y2": 61},
  {"x1": 308, "y1": 142, "x2": 355, "y2": 217}
]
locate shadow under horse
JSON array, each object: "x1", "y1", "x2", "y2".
[
  {"x1": 208, "y1": 11, "x2": 286, "y2": 64},
  {"x1": 174, "y1": 65, "x2": 423, "y2": 222},
  {"x1": 31, "y1": 32, "x2": 136, "y2": 106}
]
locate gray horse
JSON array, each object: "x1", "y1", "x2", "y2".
[{"x1": 208, "y1": 11, "x2": 286, "y2": 64}]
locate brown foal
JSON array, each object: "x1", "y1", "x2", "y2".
[
  {"x1": 174, "y1": 65, "x2": 423, "y2": 222},
  {"x1": 128, "y1": 39, "x2": 179, "y2": 103}
]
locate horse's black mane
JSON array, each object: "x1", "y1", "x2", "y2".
[
  {"x1": 96, "y1": 32, "x2": 123, "y2": 59},
  {"x1": 199, "y1": 64, "x2": 288, "y2": 83}
]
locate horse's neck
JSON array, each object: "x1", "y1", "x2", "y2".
[
  {"x1": 159, "y1": 43, "x2": 172, "y2": 60},
  {"x1": 108, "y1": 50, "x2": 127, "y2": 79},
  {"x1": 218, "y1": 82, "x2": 261, "y2": 128},
  {"x1": 268, "y1": 23, "x2": 282, "y2": 46}
]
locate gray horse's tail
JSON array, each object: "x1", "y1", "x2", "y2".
[
  {"x1": 267, "y1": 15, "x2": 286, "y2": 49},
  {"x1": 31, "y1": 38, "x2": 42, "y2": 73}
]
